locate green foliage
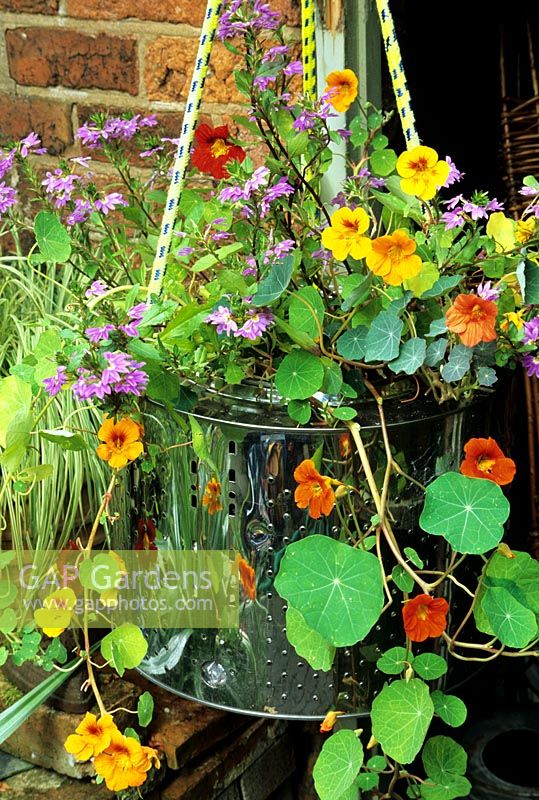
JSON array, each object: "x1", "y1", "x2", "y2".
[
  {"x1": 365, "y1": 309, "x2": 403, "y2": 362},
  {"x1": 371, "y1": 679, "x2": 434, "y2": 764},
  {"x1": 100, "y1": 624, "x2": 148, "y2": 676},
  {"x1": 313, "y1": 730, "x2": 363, "y2": 800},
  {"x1": 137, "y1": 691, "x2": 154, "y2": 727},
  {"x1": 285, "y1": 606, "x2": 335, "y2": 671},
  {"x1": 34, "y1": 212, "x2": 71, "y2": 263},
  {"x1": 275, "y1": 351, "x2": 325, "y2": 399},
  {"x1": 252, "y1": 254, "x2": 294, "y2": 306},
  {"x1": 431, "y1": 691, "x2": 467, "y2": 727}
]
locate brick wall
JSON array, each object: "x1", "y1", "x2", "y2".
[{"x1": 0, "y1": 0, "x2": 300, "y2": 154}]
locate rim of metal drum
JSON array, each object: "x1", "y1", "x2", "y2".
[
  {"x1": 137, "y1": 667, "x2": 369, "y2": 721},
  {"x1": 147, "y1": 391, "x2": 492, "y2": 434}
]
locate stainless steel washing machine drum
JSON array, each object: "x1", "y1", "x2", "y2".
[{"x1": 117, "y1": 388, "x2": 495, "y2": 720}]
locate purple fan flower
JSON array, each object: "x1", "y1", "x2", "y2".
[
  {"x1": 262, "y1": 45, "x2": 290, "y2": 62},
  {"x1": 212, "y1": 231, "x2": 232, "y2": 241},
  {"x1": 444, "y1": 156, "x2": 464, "y2": 187},
  {"x1": 254, "y1": 75, "x2": 276, "y2": 91},
  {"x1": 235, "y1": 309, "x2": 274, "y2": 340},
  {"x1": 522, "y1": 352, "x2": 539, "y2": 378},
  {"x1": 94, "y1": 192, "x2": 128, "y2": 214},
  {"x1": 486, "y1": 198, "x2": 504, "y2": 212},
  {"x1": 140, "y1": 145, "x2": 164, "y2": 159},
  {"x1": 244, "y1": 166, "x2": 270, "y2": 197},
  {"x1": 284, "y1": 60, "x2": 303, "y2": 76},
  {"x1": 20, "y1": 132, "x2": 44, "y2": 157},
  {"x1": 76, "y1": 123, "x2": 103, "y2": 149},
  {"x1": 242, "y1": 266, "x2": 257, "y2": 276},
  {"x1": 0, "y1": 182, "x2": 16, "y2": 215},
  {"x1": 520, "y1": 185, "x2": 538, "y2": 197},
  {"x1": 292, "y1": 110, "x2": 318, "y2": 132},
  {"x1": 476, "y1": 281, "x2": 500, "y2": 302},
  {"x1": 272, "y1": 239, "x2": 295, "y2": 258},
  {"x1": 0, "y1": 149, "x2": 15, "y2": 180},
  {"x1": 66, "y1": 198, "x2": 92, "y2": 226},
  {"x1": 462, "y1": 200, "x2": 488, "y2": 221},
  {"x1": 206, "y1": 306, "x2": 238, "y2": 336},
  {"x1": 260, "y1": 177, "x2": 294, "y2": 216},
  {"x1": 523, "y1": 317, "x2": 539, "y2": 345},
  {"x1": 85, "y1": 324, "x2": 115, "y2": 343},
  {"x1": 445, "y1": 194, "x2": 464, "y2": 211},
  {"x1": 177, "y1": 246, "x2": 195, "y2": 257},
  {"x1": 72, "y1": 369, "x2": 110, "y2": 400},
  {"x1": 86, "y1": 280, "x2": 108, "y2": 298},
  {"x1": 220, "y1": 185, "x2": 246, "y2": 203},
  {"x1": 42, "y1": 366, "x2": 67, "y2": 397},
  {"x1": 441, "y1": 210, "x2": 465, "y2": 230},
  {"x1": 337, "y1": 129, "x2": 352, "y2": 141},
  {"x1": 127, "y1": 303, "x2": 148, "y2": 320}
]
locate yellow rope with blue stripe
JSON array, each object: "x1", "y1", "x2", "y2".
[
  {"x1": 301, "y1": 0, "x2": 317, "y2": 102},
  {"x1": 374, "y1": 0, "x2": 420, "y2": 148},
  {"x1": 146, "y1": 0, "x2": 222, "y2": 301}
]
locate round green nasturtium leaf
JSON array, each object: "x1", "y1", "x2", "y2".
[
  {"x1": 288, "y1": 286, "x2": 325, "y2": 340},
  {"x1": 137, "y1": 691, "x2": 154, "y2": 727},
  {"x1": 431, "y1": 691, "x2": 467, "y2": 727},
  {"x1": 366, "y1": 755, "x2": 388, "y2": 771},
  {"x1": 392, "y1": 564, "x2": 414, "y2": 593},
  {"x1": 481, "y1": 586, "x2": 538, "y2": 648},
  {"x1": 421, "y1": 775, "x2": 472, "y2": 800},
  {"x1": 34, "y1": 211, "x2": 72, "y2": 263},
  {"x1": 421, "y1": 735, "x2": 467, "y2": 785},
  {"x1": 377, "y1": 647, "x2": 411, "y2": 675},
  {"x1": 313, "y1": 729, "x2": 363, "y2": 800},
  {"x1": 275, "y1": 350, "x2": 324, "y2": 400},
  {"x1": 419, "y1": 472, "x2": 510, "y2": 554},
  {"x1": 101, "y1": 623, "x2": 148, "y2": 677},
  {"x1": 288, "y1": 399, "x2": 312, "y2": 425},
  {"x1": 285, "y1": 606, "x2": 335, "y2": 672},
  {"x1": 365, "y1": 310, "x2": 403, "y2": 363},
  {"x1": 275, "y1": 535, "x2": 384, "y2": 647},
  {"x1": 412, "y1": 653, "x2": 448, "y2": 681},
  {"x1": 371, "y1": 679, "x2": 434, "y2": 764},
  {"x1": 356, "y1": 772, "x2": 379, "y2": 791},
  {"x1": 388, "y1": 337, "x2": 427, "y2": 375},
  {"x1": 404, "y1": 547, "x2": 424, "y2": 569},
  {"x1": 485, "y1": 550, "x2": 539, "y2": 612},
  {"x1": 336, "y1": 327, "x2": 368, "y2": 361}
]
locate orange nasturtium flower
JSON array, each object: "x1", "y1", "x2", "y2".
[
  {"x1": 64, "y1": 713, "x2": 117, "y2": 761},
  {"x1": 460, "y1": 437, "x2": 516, "y2": 486},
  {"x1": 396, "y1": 145, "x2": 450, "y2": 201},
  {"x1": 202, "y1": 477, "x2": 223, "y2": 515},
  {"x1": 294, "y1": 459, "x2": 335, "y2": 519},
  {"x1": 366, "y1": 229, "x2": 422, "y2": 286},
  {"x1": 93, "y1": 730, "x2": 160, "y2": 793},
  {"x1": 237, "y1": 555, "x2": 257, "y2": 601},
  {"x1": 320, "y1": 710, "x2": 344, "y2": 733},
  {"x1": 321, "y1": 207, "x2": 371, "y2": 262},
  {"x1": 445, "y1": 293, "x2": 498, "y2": 348},
  {"x1": 96, "y1": 416, "x2": 144, "y2": 470},
  {"x1": 324, "y1": 69, "x2": 358, "y2": 113},
  {"x1": 402, "y1": 594, "x2": 449, "y2": 643}
]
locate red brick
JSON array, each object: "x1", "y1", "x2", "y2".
[
  {"x1": 0, "y1": 0, "x2": 58, "y2": 11},
  {"x1": 5, "y1": 28, "x2": 138, "y2": 96},
  {"x1": 0, "y1": 93, "x2": 72, "y2": 154},
  {"x1": 144, "y1": 37, "x2": 243, "y2": 104}
]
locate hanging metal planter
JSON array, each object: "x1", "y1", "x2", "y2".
[{"x1": 118, "y1": 389, "x2": 495, "y2": 720}]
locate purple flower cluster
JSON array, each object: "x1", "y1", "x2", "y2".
[
  {"x1": 444, "y1": 156, "x2": 464, "y2": 187},
  {"x1": 292, "y1": 103, "x2": 334, "y2": 132},
  {"x1": 523, "y1": 317, "x2": 539, "y2": 345},
  {"x1": 0, "y1": 149, "x2": 15, "y2": 180},
  {"x1": 205, "y1": 305, "x2": 274, "y2": 340},
  {"x1": 76, "y1": 114, "x2": 157, "y2": 149},
  {"x1": 522, "y1": 353, "x2": 539, "y2": 378},
  {"x1": 264, "y1": 239, "x2": 295, "y2": 262},
  {"x1": 42, "y1": 169, "x2": 82, "y2": 208},
  {"x1": 441, "y1": 194, "x2": 504, "y2": 231},
  {"x1": 219, "y1": 166, "x2": 270, "y2": 203},
  {"x1": 262, "y1": 45, "x2": 290, "y2": 63},
  {"x1": 19, "y1": 132, "x2": 46, "y2": 158},
  {"x1": 94, "y1": 192, "x2": 129, "y2": 215},
  {"x1": 355, "y1": 166, "x2": 385, "y2": 189},
  {"x1": 260, "y1": 177, "x2": 294, "y2": 217},
  {"x1": 72, "y1": 351, "x2": 148, "y2": 400},
  {"x1": 66, "y1": 198, "x2": 92, "y2": 227},
  {"x1": 254, "y1": 75, "x2": 277, "y2": 91},
  {"x1": 217, "y1": 0, "x2": 280, "y2": 40},
  {"x1": 42, "y1": 366, "x2": 68, "y2": 397},
  {"x1": 85, "y1": 304, "x2": 148, "y2": 343},
  {"x1": 0, "y1": 182, "x2": 17, "y2": 216},
  {"x1": 476, "y1": 281, "x2": 500, "y2": 302},
  {"x1": 86, "y1": 280, "x2": 109, "y2": 298}
]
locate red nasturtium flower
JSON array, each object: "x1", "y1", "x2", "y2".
[
  {"x1": 445, "y1": 293, "x2": 498, "y2": 348},
  {"x1": 191, "y1": 124, "x2": 246, "y2": 180},
  {"x1": 402, "y1": 594, "x2": 449, "y2": 642},
  {"x1": 294, "y1": 459, "x2": 335, "y2": 519},
  {"x1": 135, "y1": 518, "x2": 157, "y2": 550},
  {"x1": 202, "y1": 477, "x2": 223, "y2": 515},
  {"x1": 237, "y1": 556, "x2": 256, "y2": 601},
  {"x1": 460, "y1": 437, "x2": 516, "y2": 486}
]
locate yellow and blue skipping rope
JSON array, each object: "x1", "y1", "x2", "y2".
[{"x1": 301, "y1": 0, "x2": 317, "y2": 102}]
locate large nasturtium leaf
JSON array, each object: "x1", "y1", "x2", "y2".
[
  {"x1": 336, "y1": 327, "x2": 368, "y2": 361},
  {"x1": 34, "y1": 211, "x2": 72, "y2": 263},
  {"x1": 285, "y1": 606, "x2": 335, "y2": 671},
  {"x1": 251, "y1": 254, "x2": 294, "y2": 306},
  {"x1": 288, "y1": 287, "x2": 325, "y2": 340},
  {"x1": 100, "y1": 623, "x2": 148, "y2": 677},
  {"x1": 313, "y1": 729, "x2": 364, "y2": 800},
  {"x1": 420, "y1": 775, "x2": 472, "y2": 800},
  {"x1": 0, "y1": 376, "x2": 32, "y2": 449},
  {"x1": 365, "y1": 310, "x2": 403, "y2": 362},
  {"x1": 413, "y1": 653, "x2": 448, "y2": 681},
  {"x1": 481, "y1": 586, "x2": 537, "y2": 648},
  {"x1": 388, "y1": 338, "x2": 427, "y2": 375},
  {"x1": 431, "y1": 691, "x2": 467, "y2": 728},
  {"x1": 421, "y1": 735, "x2": 467, "y2": 786},
  {"x1": 440, "y1": 345, "x2": 473, "y2": 383},
  {"x1": 377, "y1": 646, "x2": 411, "y2": 675},
  {"x1": 275, "y1": 350, "x2": 325, "y2": 400},
  {"x1": 275, "y1": 535, "x2": 384, "y2": 647},
  {"x1": 419, "y1": 472, "x2": 510, "y2": 554},
  {"x1": 371, "y1": 679, "x2": 434, "y2": 764},
  {"x1": 474, "y1": 549, "x2": 539, "y2": 636}
]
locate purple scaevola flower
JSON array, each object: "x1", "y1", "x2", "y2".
[
  {"x1": 283, "y1": 60, "x2": 302, "y2": 76},
  {"x1": 86, "y1": 280, "x2": 108, "y2": 298},
  {"x1": 0, "y1": 149, "x2": 15, "y2": 180},
  {"x1": 206, "y1": 306, "x2": 238, "y2": 336},
  {"x1": 234, "y1": 309, "x2": 274, "y2": 340},
  {"x1": 523, "y1": 317, "x2": 539, "y2": 345},
  {"x1": 244, "y1": 166, "x2": 270, "y2": 197},
  {"x1": 461, "y1": 200, "x2": 488, "y2": 220},
  {"x1": 441, "y1": 210, "x2": 465, "y2": 230},
  {"x1": 42, "y1": 366, "x2": 67, "y2": 397},
  {"x1": 95, "y1": 192, "x2": 128, "y2": 214},
  {"x1": 85, "y1": 324, "x2": 116, "y2": 343},
  {"x1": 140, "y1": 145, "x2": 164, "y2": 158},
  {"x1": 242, "y1": 266, "x2": 257, "y2": 276},
  {"x1": 522, "y1": 352, "x2": 539, "y2": 378},
  {"x1": 337, "y1": 129, "x2": 352, "y2": 141},
  {"x1": 486, "y1": 198, "x2": 504, "y2": 212},
  {"x1": 212, "y1": 231, "x2": 232, "y2": 241},
  {"x1": 254, "y1": 75, "x2": 276, "y2": 91},
  {"x1": 219, "y1": 185, "x2": 246, "y2": 202},
  {"x1": 444, "y1": 156, "x2": 464, "y2": 187},
  {"x1": 0, "y1": 182, "x2": 17, "y2": 215},
  {"x1": 177, "y1": 246, "x2": 195, "y2": 257},
  {"x1": 476, "y1": 281, "x2": 500, "y2": 302},
  {"x1": 262, "y1": 45, "x2": 290, "y2": 62},
  {"x1": 20, "y1": 132, "x2": 45, "y2": 157},
  {"x1": 520, "y1": 185, "x2": 538, "y2": 197},
  {"x1": 66, "y1": 198, "x2": 92, "y2": 226},
  {"x1": 260, "y1": 177, "x2": 294, "y2": 216}
]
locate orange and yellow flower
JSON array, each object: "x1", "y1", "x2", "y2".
[
  {"x1": 323, "y1": 69, "x2": 358, "y2": 113},
  {"x1": 445, "y1": 293, "x2": 498, "y2": 348},
  {"x1": 500, "y1": 310, "x2": 525, "y2": 332},
  {"x1": 202, "y1": 477, "x2": 223, "y2": 515},
  {"x1": 191, "y1": 124, "x2": 246, "y2": 180},
  {"x1": 402, "y1": 594, "x2": 449, "y2": 642},
  {"x1": 237, "y1": 556, "x2": 256, "y2": 601},
  {"x1": 320, "y1": 710, "x2": 344, "y2": 733},
  {"x1": 64, "y1": 713, "x2": 117, "y2": 761},
  {"x1": 366, "y1": 229, "x2": 422, "y2": 286},
  {"x1": 294, "y1": 459, "x2": 335, "y2": 519},
  {"x1": 93, "y1": 729, "x2": 160, "y2": 793},
  {"x1": 396, "y1": 145, "x2": 450, "y2": 201},
  {"x1": 321, "y1": 207, "x2": 371, "y2": 262},
  {"x1": 96, "y1": 416, "x2": 144, "y2": 470},
  {"x1": 460, "y1": 437, "x2": 516, "y2": 486}
]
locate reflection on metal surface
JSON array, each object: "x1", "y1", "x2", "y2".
[{"x1": 117, "y1": 394, "x2": 494, "y2": 719}]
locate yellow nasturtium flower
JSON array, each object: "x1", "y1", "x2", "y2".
[
  {"x1": 64, "y1": 713, "x2": 117, "y2": 761},
  {"x1": 516, "y1": 217, "x2": 536, "y2": 244},
  {"x1": 321, "y1": 207, "x2": 371, "y2": 262},
  {"x1": 500, "y1": 310, "x2": 525, "y2": 332},
  {"x1": 397, "y1": 145, "x2": 450, "y2": 201},
  {"x1": 34, "y1": 587, "x2": 77, "y2": 637}
]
